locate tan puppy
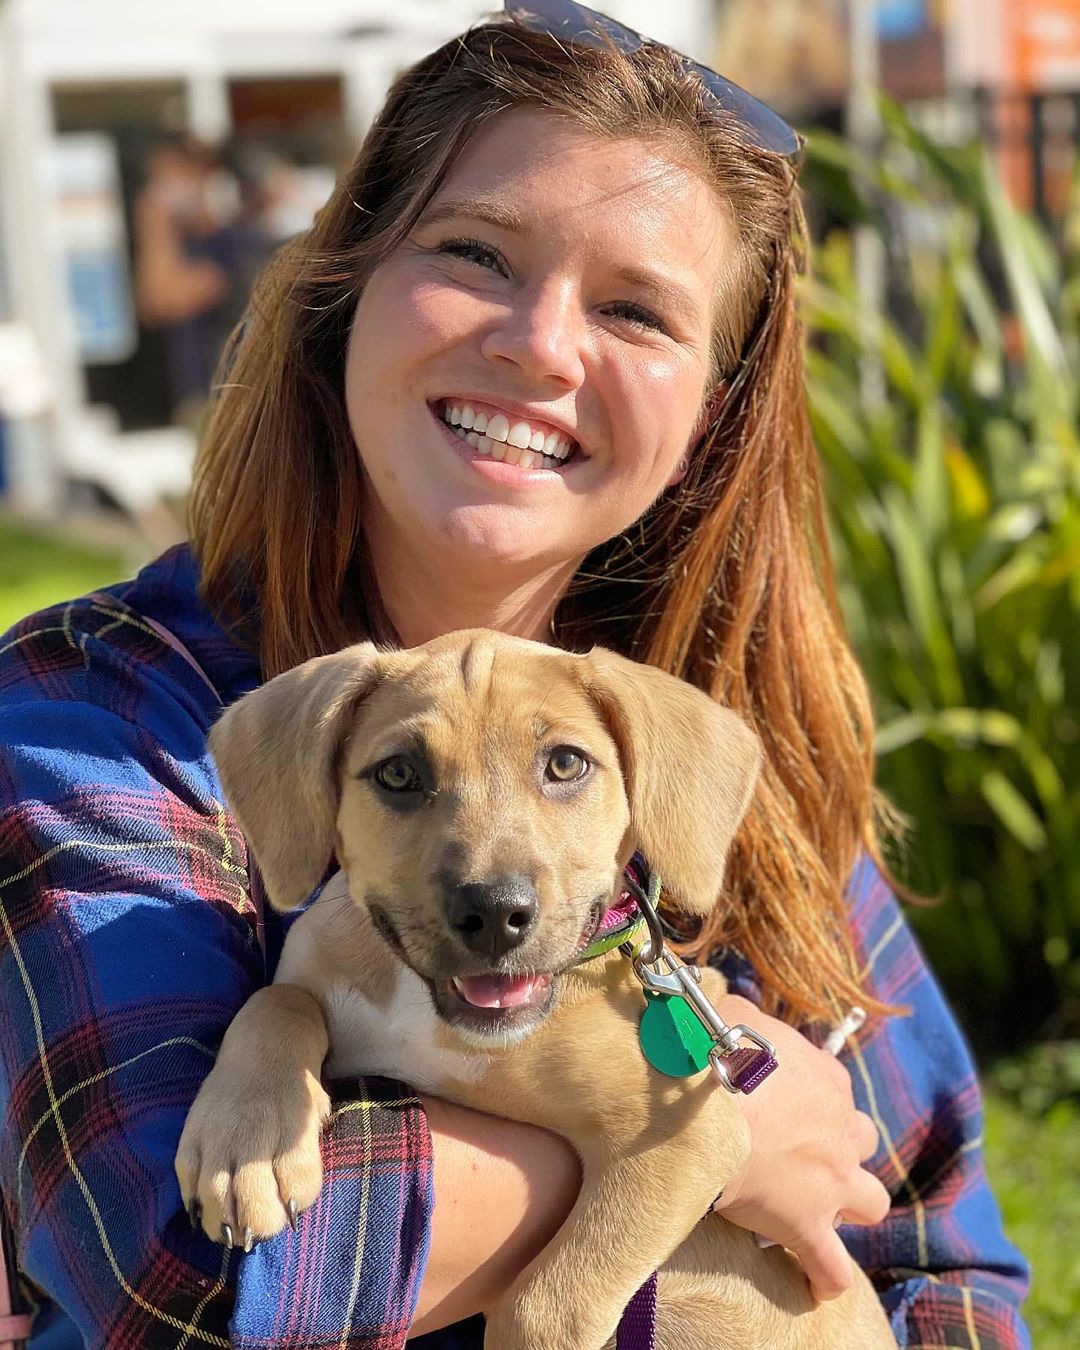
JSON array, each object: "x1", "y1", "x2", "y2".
[{"x1": 176, "y1": 631, "x2": 895, "y2": 1350}]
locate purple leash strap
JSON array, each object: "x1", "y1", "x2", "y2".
[{"x1": 616, "y1": 1271, "x2": 658, "y2": 1350}]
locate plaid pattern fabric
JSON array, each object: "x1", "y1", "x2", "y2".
[{"x1": 0, "y1": 546, "x2": 1029, "y2": 1348}]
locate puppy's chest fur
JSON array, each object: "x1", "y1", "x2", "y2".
[{"x1": 273, "y1": 880, "x2": 492, "y2": 1094}]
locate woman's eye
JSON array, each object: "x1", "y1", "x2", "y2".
[
  {"x1": 439, "y1": 237, "x2": 505, "y2": 272},
  {"x1": 604, "y1": 300, "x2": 667, "y2": 334},
  {"x1": 546, "y1": 748, "x2": 589, "y2": 782},
  {"x1": 374, "y1": 756, "x2": 423, "y2": 793}
]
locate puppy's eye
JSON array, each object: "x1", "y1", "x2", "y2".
[
  {"x1": 374, "y1": 756, "x2": 423, "y2": 793},
  {"x1": 546, "y1": 748, "x2": 589, "y2": 782}
]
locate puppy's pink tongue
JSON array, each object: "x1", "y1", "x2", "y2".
[{"x1": 452, "y1": 973, "x2": 551, "y2": 1009}]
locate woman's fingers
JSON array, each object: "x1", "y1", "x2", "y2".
[
  {"x1": 787, "y1": 1225, "x2": 855, "y2": 1303},
  {"x1": 854, "y1": 1109, "x2": 880, "y2": 1161},
  {"x1": 839, "y1": 1168, "x2": 893, "y2": 1227}
]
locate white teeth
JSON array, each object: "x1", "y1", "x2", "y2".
[
  {"x1": 507, "y1": 420, "x2": 532, "y2": 449},
  {"x1": 440, "y1": 402, "x2": 577, "y2": 469},
  {"x1": 486, "y1": 413, "x2": 510, "y2": 443}
]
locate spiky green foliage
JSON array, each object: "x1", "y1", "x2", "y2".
[{"x1": 802, "y1": 102, "x2": 1079, "y2": 1051}]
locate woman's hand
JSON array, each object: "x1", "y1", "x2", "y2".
[{"x1": 712, "y1": 994, "x2": 891, "y2": 1302}]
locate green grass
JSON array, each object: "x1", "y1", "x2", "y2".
[
  {"x1": 984, "y1": 1090, "x2": 1080, "y2": 1346},
  {"x1": 0, "y1": 518, "x2": 135, "y2": 631}
]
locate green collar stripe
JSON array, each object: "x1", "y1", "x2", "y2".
[{"x1": 574, "y1": 914, "x2": 646, "y2": 965}]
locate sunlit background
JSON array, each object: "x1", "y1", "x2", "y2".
[{"x1": 1, "y1": 2, "x2": 1077, "y2": 1341}]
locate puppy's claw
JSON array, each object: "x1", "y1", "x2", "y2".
[
  {"x1": 187, "y1": 1197, "x2": 202, "y2": 1232},
  {"x1": 243, "y1": 1226, "x2": 254, "y2": 1254},
  {"x1": 287, "y1": 1198, "x2": 299, "y2": 1232},
  {"x1": 222, "y1": 1223, "x2": 234, "y2": 1250}
]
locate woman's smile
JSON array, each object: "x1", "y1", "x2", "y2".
[
  {"x1": 430, "y1": 397, "x2": 583, "y2": 482},
  {"x1": 435, "y1": 397, "x2": 579, "y2": 470}
]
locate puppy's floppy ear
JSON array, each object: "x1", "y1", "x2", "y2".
[
  {"x1": 209, "y1": 643, "x2": 389, "y2": 911},
  {"x1": 582, "y1": 647, "x2": 762, "y2": 916}
]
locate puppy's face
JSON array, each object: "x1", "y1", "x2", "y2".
[
  {"x1": 335, "y1": 640, "x2": 632, "y2": 1042},
  {"x1": 211, "y1": 629, "x2": 761, "y2": 1048}
]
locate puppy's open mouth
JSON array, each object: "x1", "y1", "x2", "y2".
[
  {"x1": 448, "y1": 971, "x2": 554, "y2": 1011},
  {"x1": 438, "y1": 970, "x2": 556, "y2": 1037}
]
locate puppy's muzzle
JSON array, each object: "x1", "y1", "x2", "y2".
[{"x1": 445, "y1": 876, "x2": 539, "y2": 960}]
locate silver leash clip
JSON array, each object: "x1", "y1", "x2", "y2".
[{"x1": 621, "y1": 868, "x2": 778, "y2": 1094}]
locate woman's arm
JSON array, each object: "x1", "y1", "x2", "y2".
[
  {"x1": 408, "y1": 1099, "x2": 581, "y2": 1337},
  {"x1": 709, "y1": 993, "x2": 891, "y2": 1301}
]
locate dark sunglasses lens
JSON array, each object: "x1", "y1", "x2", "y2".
[
  {"x1": 696, "y1": 72, "x2": 801, "y2": 157},
  {"x1": 507, "y1": 0, "x2": 641, "y2": 50},
  {"x1": 505, "y1": 0, "x2": 798, "y2": 158}
]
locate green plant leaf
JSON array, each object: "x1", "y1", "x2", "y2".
[{"x1": 981, "y1": 771, "x2": 1048, "y2": 851}]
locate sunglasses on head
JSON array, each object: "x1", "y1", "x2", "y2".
[{"x1": 505, "y1": 0, "x2": 802, "y2": 159}]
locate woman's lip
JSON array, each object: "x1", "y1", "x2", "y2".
[
  {"x1": 432, "y1": 407, "x2": 582, "y2": 482},
  {"x1": 431, "y1": 396, "x2": 581, "y2": 452}
]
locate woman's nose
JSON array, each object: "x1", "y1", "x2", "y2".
[{"x1": 480, "y1": 279, "x2": 586, "y2": 390}]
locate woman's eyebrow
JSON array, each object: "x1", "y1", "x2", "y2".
[{"x1": 421, "y1": 194, "x2": 526, "y2": 233}]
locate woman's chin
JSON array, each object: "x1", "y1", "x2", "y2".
[{"x1": 433, "y1": 504, "x2": 584, "y2": 574}]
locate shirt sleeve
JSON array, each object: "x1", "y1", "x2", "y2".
[
  {"x1": 835, "y1": 858, "x2": 1032, "y2": 1349},
  {"x1": 0, "y1": 599, "x2": 432, "y2": 1350}
]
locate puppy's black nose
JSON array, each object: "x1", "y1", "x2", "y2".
[{"x1": 446, "y1": 878, "x2": 538, "y2": 958}]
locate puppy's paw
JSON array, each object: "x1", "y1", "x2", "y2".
[{"x1": 176, "y1": 1065, "x2": 331, "y2": 1247}]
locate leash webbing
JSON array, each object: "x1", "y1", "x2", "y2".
[{"x1": 616, "y1": 1271, "x2": 658, "y2": 1350}]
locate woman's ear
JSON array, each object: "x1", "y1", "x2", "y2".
[
  {"x1": 581, "y1": 646, "x2": 761, "y2": 916},
  {"x1": 666, "y1": 453, "x2": 691, "y2": 488},
  {"x1": 209, "y1": 644, "x2": 392, "y2": 911}
]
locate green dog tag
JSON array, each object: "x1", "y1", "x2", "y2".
[{"x1": 639, "y1": 990, "x2": 714, "y2": 1077}]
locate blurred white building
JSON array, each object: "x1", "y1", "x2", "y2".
[{"x1": 0, "y1": 0, "x2": 713, "y2": 520}]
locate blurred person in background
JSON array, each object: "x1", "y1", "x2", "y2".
[
  {"x1": 0, "y1": 3, "x2": 1030, "y2": 1348},
  {"x1": 132, "y1": 134, "x2": 271, "y2": 431}
]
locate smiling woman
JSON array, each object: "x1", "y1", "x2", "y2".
[{"x1": 0, "y1": 3, "x2": 1031, "y2": 1349}]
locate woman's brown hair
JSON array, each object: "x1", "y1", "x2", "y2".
[{"x1": 191, "y1": 19, "x2": 889, "y2": 1025}]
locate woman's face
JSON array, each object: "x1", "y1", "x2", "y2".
[{"x1": 345, "y1": 108, "x2": 734, "y2": 590}]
